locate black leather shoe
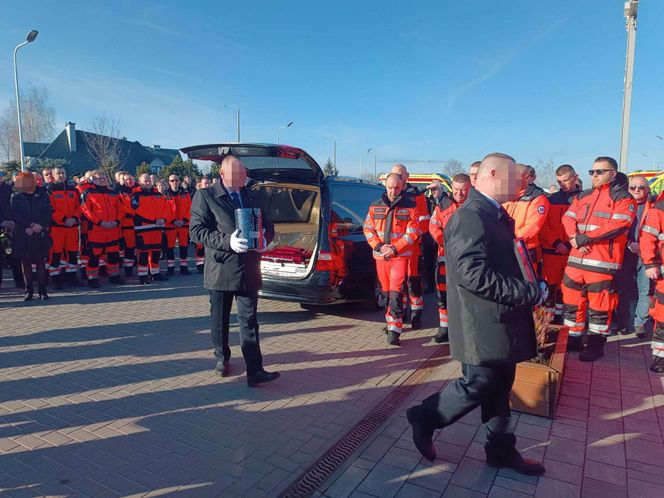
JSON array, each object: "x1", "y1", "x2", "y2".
[
  {"x1": 139, "y1": 275, "x2": 148, "y2": 285},
  {"x1": 411, "y1": 313, "x2": 422, "y2": 330},
  {"x1": 23, "y1": 290, "x2": 34, "y2": 302},
  {"x1": 432, "y1": 327, "x2": 449, "y2": 344},
  {"x1": 180, "y1": 266, "x2": 191, "y2": 275},
  {"x1": 109, "y1": 275, "x2": 125, "y2": 285},
  {"x1": 38, "y1": 289, "x2": 49, "y2": 301},
  {"x1": 214, "y1": 359, "x2": 231, "y2": 377},
  {"x1": 88, "y1": 278, "x2": 100, "y2": 289},
  {"x1": 635, "y1": 325, "x2": 646, "y2": 339},
  {"x1": 567, "y1": 335, "x2": 583, "y2": 352},
  {"x1": 486, "y1": 452, "x2": 545, "y2": 476},
  {"x1": 387, "y1": 331, "x2": 400, "y2": 346},
  {"x1": 406, "y1": 406, "x2": 436, "y2": 462},
  {"x1": 579, "y1": 334, "x2": 604, "y2": 362},
  {"x1": 51, "y1": 274, "x2": 63, "y2": 290},
  {"x1": 124, "y1": 267, "x2": 134, "y2": 277},
  {"x1": 167, "y1": 267, "x2": 175, "y2": 276},
  {"x1": 247, "y1": 370, "x2": 280, "y2": 387},
  {"x1": 650, "y1": 356, "x2": 664, "y2": 373}
]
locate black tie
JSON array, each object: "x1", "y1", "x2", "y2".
[{"x1": 231, "y1": 192, "x2": 241, "y2": 208}]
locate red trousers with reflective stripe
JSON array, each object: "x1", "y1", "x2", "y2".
[
  {"x1": 649, "y1": 281, "x2": 664, "y2": 357},
  {"x1": 165, "y1": 226, "x2": 190, "y2": 266},
  {"x1": 49, "y1": 226, "x2": 80, "y2": 275},
  {"x1": 376, "y1": 257, "x2": 407, "y2": 334},
  {"x1": 436, "y1": 262, "x2": 448, "y2": 328},
  {"x1": 406, "y1": 252, "x2": 423, "y2": 312},
  {"x1": 542, "y1": 253, "x2": 567, "y2": 286},
  {"x1": 561, "y1": 266, "x2": 616, "y2": 337}
]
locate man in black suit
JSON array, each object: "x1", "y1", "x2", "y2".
[
  {"x1": 190, "y1": 155, "x2": 279, "y2": 387},
  {"x1": 406, "y1": 153, "x2": 547, "y2": 476}
]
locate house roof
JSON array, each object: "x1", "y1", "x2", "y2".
[
  {"x1": 36, "y1": 128, "x2": 176, "y2": 175},
  {"x1": 24, "y1": 142, "x2": 49, "y2": 157},
  {"x1": 146, "y1": 146, "x2": 181, "y2": 165}
]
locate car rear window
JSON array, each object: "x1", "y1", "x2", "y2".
[
  {"x1": 331, "y1": 183, "x2": 383, "y2": 233},
  {"x1": 263, "y1": 186, "x2": 318, "y2": 223}
]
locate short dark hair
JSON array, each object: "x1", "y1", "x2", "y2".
[
  {"x1": 469, "y1": 161, "x2": 481, "y2": 170},
  {"x1": 452, "y1": 173, "x2": 471, "y2": 184},
  {"x1": 594, "y1": 156, "x2": 618, "y2": 171},
  {"x1": 556, "y1": 164, "x2": 576, "y2": 176}
]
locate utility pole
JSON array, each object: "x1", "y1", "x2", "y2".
[{"x1": 619, "y1": 0, "x2": 639, "y2": 171}]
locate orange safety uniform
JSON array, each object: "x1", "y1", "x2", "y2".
[
  {"x1": 540, "y1": 187, "x2": 581, "y2": 320},
  {"x1": 117, "y1": 185, "x2": 136, "y2": 270},
  {"x1": 80, "y1": 184, "x2": 122, "y2": 280},
  {"x1": 46, "y1": 182, "x2": 81, "y2": 277},
  {"x1": 164, "y1": 187, "x2": 192, "y2": 270},
  {"x1": 364, "y1": 192, "x2": 420, "y2": 335},
  {"x1": 403, "y1": 183, "x2": 430, "y2": 317},
  {"x1": 428, "y1": 196, "x2": 461, "y2": 330},
  {"x1": 561, "y1": 182, "x2": 636, "y2": 337},
  {"x1": 75, "y1": 181, "x2": 95, "y2": 271},
  {"x1": 502, "y1": 183, "x2": 550, "y2": 275},
  {"x1": 132, "y1": 186, "x2": 171, "y2": 276},
  {"x1": 639, "y1": 199, "x2": 664, "y2": 359}
]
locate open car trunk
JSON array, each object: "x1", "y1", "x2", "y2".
[{"x1": 253, "y1": 181, "x2": 321, "y2": 279}]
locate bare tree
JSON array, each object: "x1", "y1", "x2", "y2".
[
  {"x1": 441, "y1": 158, "x2": 464, "y2": 178},
  {"x1": 533, "y1": 158, "x2": 557, "y2": 191},
  {"x1": 0, "y1": 86, "x2": 56, "y2": 162},
  {"x1": 83, "y1": 113, "x2": 126, "y2": 176}
]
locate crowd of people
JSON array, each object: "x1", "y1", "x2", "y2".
[
  {"x1": 365, "y1": 156, "x2": 664, "y2": 375},
  {"x1": 0, "y1": 166, "x2": 217, "y2": 299}
]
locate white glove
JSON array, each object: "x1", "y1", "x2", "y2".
[
  {"x1": 230, "y1": 229, "x2": 248, "y2": 253},
  {"x1": 536, "y1": 281, "x2": 549, "y2": 307}
]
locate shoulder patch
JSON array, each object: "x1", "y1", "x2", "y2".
[
  {"x1": 537, "y1": 205, "x2": 546, "y2": 214},
  {"x1": 629, "y1": 204, "x2": 635, "y2": 212}
]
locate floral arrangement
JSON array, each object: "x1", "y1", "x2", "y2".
[{"x1": 0, "y1": 228, "x2": 12, "y2": 256}]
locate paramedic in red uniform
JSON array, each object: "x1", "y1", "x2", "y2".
[
  {"x1": 540, "y1": 165, "x2": 581, "y2": 323},
  {"x1": 164, "y1": 174, "x2": 192, "y2": 275},
  {"x1": 364, "y1": 173, "x2": 420, "y2": 346},
  {"x1": 429, "y1": 173, "x2": 471, "y2": 344},
  {"x1": 391, "y1": 164, "x2": 429, "y2": 329},
  {"x1": 46, "y1": 166, "x2": 82, "y2": 288},
  {"x1": 561, "y1": 156, "x2": 636, "y2": 361}
]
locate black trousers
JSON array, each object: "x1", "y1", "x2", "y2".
[
  {"x1": 209, "y1": 289, "x2": 263, "y2": 376},
  {"x1": 421, "y1": 362, "x2": 517, "y2": 458}
]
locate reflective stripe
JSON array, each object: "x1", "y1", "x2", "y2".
[
  {"x1": 418, "y1": 215, "x2": 430, "y2": 222},
  {"x1": 642, "y1": 225, "x2": 661, "y2": 237},
  {"x1": 406, "y1": 227, "x2": 418, "y2": 234},
  {"x1": 593, "y1": 211, "x2": 611, "y2": 219},
  {"x1": 377, "y1": 231, "x2": 384, "y2": 237},
  {"x1": 564, "y1": 210, "x2": 577, "y2": 219},
  {"x1": 578, "y1": 224, "x2": 600, "y2": 231},
  {"x1": 659, "y1": 234, "x2": 664, "y2": 241},
  {"x1": 612, "y1": 213, "x2": 632, "y2": 221},
  {"x1": 660, "y1": 266, "x2": 664, "y2": 274},
  {"x1": 366, "y1": 232, "x2": 374, "y2": 239},
  {"x1": 392, "y1": 231, "x2": 404, "y2": 238},
  {"x1": 437, "y1": 255, "x2": 446, "y2": 263},
  {"x1": 567, "y1": 256, "x2": 620, "y2": 270},
  {"x1": 564, "y1": 318, "x2": 585, "y2": 329},
  {"x1": 430, "y1": 218, "x2": 440, "y2": 225},
  {"x1": 403, "y1": 234, "x2": 414, "y2": 245},
  {"x1": 135, "y1": 224, "x2": 158, "y2": 231},
  {"x1": 652, "y1": 341, "x2": 664, "y2": 358},
  {"x1": 588, "y1": 323, "x2": 610, "y2": 333}
]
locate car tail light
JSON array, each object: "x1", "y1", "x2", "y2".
[{"x1": 315, "y1": 251, "x2": 335, "y2": 271}]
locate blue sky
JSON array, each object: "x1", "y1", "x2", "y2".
[{"x1": 1, "y1": 0, "x2": 663, "y2": 176}]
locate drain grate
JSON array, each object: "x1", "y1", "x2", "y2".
[{"x1": 279, "y1": 345, "x2": 449, "y2": 498}]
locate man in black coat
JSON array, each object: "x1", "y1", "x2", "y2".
[
  {"x1": 189, "y1": 155, "x2": 278, "y2": 387},
  {"x1": 406, "y1": 153, "x2": 547, "y2": 476}
]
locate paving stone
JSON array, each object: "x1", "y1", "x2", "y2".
[
  {"x1": 326, "y1": 466, "x2": 370, "y2": 498},
  {"x1": 544, "y1": 437, "x2": 585, "y2": 466},
  {"x1": 534, "y1": 476, "x2": 581, "y2": 498},
  {"x1": 406, "y1": 463, "x2": 454, "y2": 492},
  {"x1": 441, "y1": 484, "x2": 487, "y2": 498},
  {"x1": 492, "y1": 475, "x2": 536, "y2": 494},
  {"x1": 541, "y1": 458, "x2": 583, "y2": 485},
  {"x1": 627, "y1": 477, "x2": 664, "y2": 497},
  {"x1": 357, "y1": 462, "x2": 408, "y2": 498},
  {"x1": 488, "y1": 486, "x2": 531, "y2": 498},
  {"x1": 583, "y1": 460, "x2": 626, "y2": 487},
  {"x1": 449, "y1": 457, "x2": 497, "y2": 493},
  {"x1": 395, "y1": 483, "x2": 442, "y2": 498}
]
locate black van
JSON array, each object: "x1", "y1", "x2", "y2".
[{"x1": 181, "y1": 143, "x2": 385, "y2": 307}]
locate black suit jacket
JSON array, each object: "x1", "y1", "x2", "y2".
[
  {"x1": 443, "y1": 188, "x2": 540, "y2": 366},
  {"x1": 189, "y1": 182, "x2": 274, "y2": 292}
]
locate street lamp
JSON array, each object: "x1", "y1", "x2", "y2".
[
  {"x1": 360, "y1": 148, "x2": 375, "y2": 179},
  {"x1": 619, "y1": 0, "x2": 639, "y2": 171},
  {"x1": 13, "y1": 29, "x2": 39, "y2": 172},
  {"x1": 223, "y1": 104, "x2": 240, "y2": 142},
  {"x1": 276, "y1": 121, "x2": 293, "y2": 144}
]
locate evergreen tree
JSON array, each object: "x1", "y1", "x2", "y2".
[
  {"x1": 323, "y1": 157, "x2": 338, "y2": 177},
  {"x1": 135, "y1": 161, "x2": 151, "y2": 177}
]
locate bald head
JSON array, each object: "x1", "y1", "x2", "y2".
[
  {"x1": 220, "y1": 155, "x2": 247, "y2": 191},
  {"x1": 391, "y1": 164, "x2": 409, "y2": 184},
  {"x1": 385, "y1": 173, "x2": 403, "y2": 202},
  {"x1": 475, "y1": 152, "x2": 523, "y2": 203}
]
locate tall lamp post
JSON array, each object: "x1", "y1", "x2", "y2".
[
  {"x1": 619, "y1": 0, "x2": 639, "y2": 171},
  {"x1": 14, "y1": 29, "x2": 39, "y2": 172},
  {"x1": 360, "y1": 148, "x2": 375, "y2": 179},
  {"x1": 276, "y1": 121, "x2": 293, "y2": 144},
  {"x1": 223, "y1": 104, "x2": 240, "y2": 142}
]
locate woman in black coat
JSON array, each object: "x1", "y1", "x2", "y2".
[{"x1": 10, "y1": 172, "x2": 53, "y2": 301}]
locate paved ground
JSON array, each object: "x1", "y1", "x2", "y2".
[{"x1": 1, "y1": 273, "x2": 663, "y2": 497}]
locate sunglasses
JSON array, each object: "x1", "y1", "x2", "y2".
[
  {"x1": 629, "y1": 185, "x2": 647, "y2": 191},
  {"x1": 588, "y1": 169, "x2": 615, "y2": 176},
  {"x1": 169, "y1": 179, "x2": 179, "y2": 182}
]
